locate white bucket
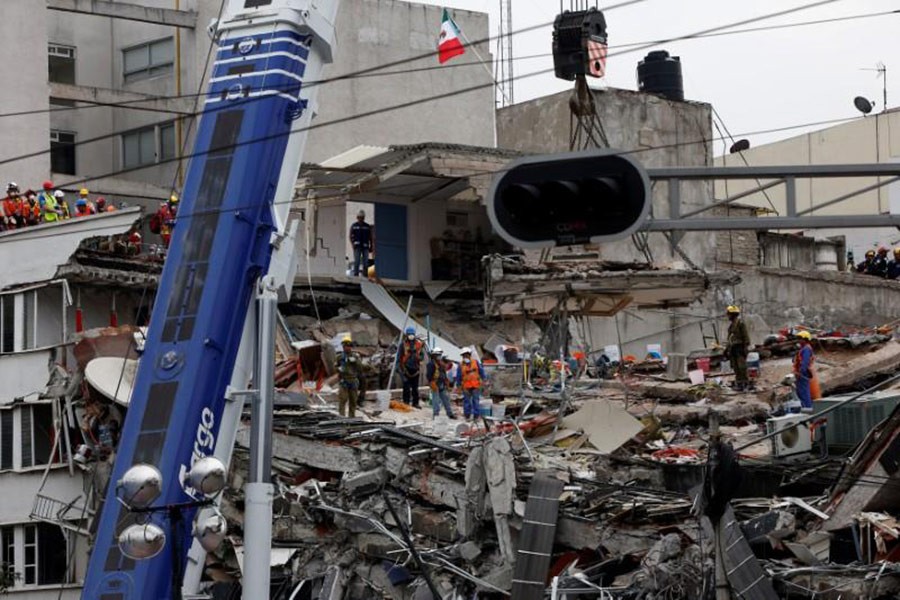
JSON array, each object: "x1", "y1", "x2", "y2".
[
  {"x1": 433, "y1": 416, "x2": 449, "y2": 436},
  {"x1": 376, "y1": 390, "x2": 391, "y2": 411},
  {"x1": 492, "y1": 403, "x2": 506, "y2": 419},
  {"x1": 688, "y1": 369, "x2": 705, "y2": 385}
]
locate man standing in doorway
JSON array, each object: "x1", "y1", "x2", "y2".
[
  {"x1": 725, "y1": 305, "x2": 751, "y2": 392},
  {"x1": 350, "y1": 209, "x2": 373, "y2": 277}
]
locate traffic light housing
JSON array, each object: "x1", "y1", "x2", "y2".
[
  {"x1": 553, "y1": 8, "x2": 608, "y2": 81},
  {"x1": 486, "y1": 150, "x2": 651, "y2": 249}
]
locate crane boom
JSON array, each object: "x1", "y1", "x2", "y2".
[{"x1": 82, "y1": 1, "x2": 337, "y2": 598}]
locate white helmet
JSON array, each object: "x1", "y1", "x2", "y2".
[
  {"x1": 461, "y1": 346, "x2": 472, "y2": 355},
  {"x1": 54, "y1": 190, "x2": 65, "y2": 198},
  {"x1": 431, "y1": 347, "x2": 444, "y2": 356}
]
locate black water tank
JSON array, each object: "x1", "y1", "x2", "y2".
[{"x1": 637, "y1": 50, "x2": 684, "y2": 101}]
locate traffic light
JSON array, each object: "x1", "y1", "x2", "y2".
[
  {"x1": 553, "y1": 8, "x2": 608, "y2": 81},
  {"x1": 486, "y1": 150, "x2": 651, "y2": 249}
]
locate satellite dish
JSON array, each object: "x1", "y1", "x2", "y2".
[
  {"x1": 854, "y1": 96, "x2": 874, "y2": 115},
  {"x1": 84, "y1": 357, "x2": 138, "y2": 407},
  {"x1": 729, "y1": 139, "x2": 750, "y2": 154},
  {"x1": 119, "y1": 523, "x2": 166, "y2": 560}
]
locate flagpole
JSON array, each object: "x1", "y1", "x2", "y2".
[{"x1": 458, "y1": 30, "x2": 512, "y2": 106}]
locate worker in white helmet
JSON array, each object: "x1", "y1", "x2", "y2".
[{"x1": 426, "y1": 347, "x2": 456, "y2": 419}]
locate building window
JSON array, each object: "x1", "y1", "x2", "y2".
[
  {"x1": 0, "y1": 287, "x2": 66, "y2": 355},
  {"x1": 0, "y1": 526, "x2": 13, "y2": 582},
  {"x1": 48, "y1": 44, "x2": 76, "y2": 85},
  {"x1": 20, "y1": 524, "x2": 66, "y2": 586},
  {"x1": 123, "y1": 37, "x2": 174, "y2": 82},
  {"x1": 50, "y1": 130, "x2": 76, "y2": 175},
  {"x1": 0, "y1": 405, "x2": 61, "y2": 472},
  {"x1": 122, "y1": 122, "x2": 176, "y2": 169}
]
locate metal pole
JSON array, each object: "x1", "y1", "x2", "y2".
[
  {"x1": 243, "y1": 278, "x2": 278, "y2": 600},
  {"x1": 386, "y1": 295, "x2": 414, "y2": 392}
]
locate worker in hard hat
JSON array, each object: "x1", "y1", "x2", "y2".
[
  {"x1": 426, "y1": 347, "x2": 456, "y2": 419},
  {"x1": 75, "y1": 188, "x2": 95, "y2": 216},
  {"x1": 792, "y1": 331, "x2": 816, "y2": 411},
  {"x1": 349, "y1": 208, "x2": 373, "y2": 277},
  {"x1": 870, "y1": 246, "x2": 890, "y2": 277},
  {"x1": 724, "y1": 305, "x2": 751, "y2": 392},
  {"x1": 335, "y1": 336, "x2": 363, "y2": 417},
  {"x1": 397, "y1": 327, "x2": 424, "y2": 408},
  {"x1": 886, "y1": 248, "x2": 900, "y2": 280},
  {"x1": 856, "y1": 249, "x2": 876, "y2": 273},
  {"x1": 54, "y1": 190, "x2": 70, "y2": 220},
  {"x1": 156, "y1": 194, "x2": 179, "y2": 248},
  {"x1": 455, "y1": 347, "x2": 487, "y2": 421}
]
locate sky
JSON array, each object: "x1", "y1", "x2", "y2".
[{"x1": 421, "y1": 0, "x2": 899, "y2": 150}]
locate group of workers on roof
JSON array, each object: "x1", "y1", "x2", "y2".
[
  {"x1": 853, "y1": 246, "x2": 900, "y2": 279},
  {"x1": 0, "y1": 181, "x2": 120, "y2": 231},
  {"x1": 335, "y1": 327, "x2": 488, "y2": 421}
]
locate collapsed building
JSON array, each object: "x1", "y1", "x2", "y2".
[{"x1": 1, "y1": 48, "x2": 900, "y2": 599}]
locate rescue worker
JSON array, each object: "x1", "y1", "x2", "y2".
[
  {"x1": 793, "y1": 331, "x2": 815, "y2": 411},
  {"x1": 37, "y1": 181, "x2": 54, "y2": 212},
  {"x1": 426, "y1": 347, "x2": 456, "y2": 419},
  {"x1": 856, "y1": 249, "x2": 876, "y2": 273},
  {"x1": 335, "y1": 336, "x2": 363, "y2": 417},
  {"x1": 724, "y1": 305, "x2": 751, "y2": 391},
  {"x1": 54, "y1": 190, "x2": 70, "y2": 220},
  {"x1": 95, "y1": 197, "x2": 107, "y2": 213},
  {"x1": 157, "y1": 194, "x2": 178, "y2": 247},
  {"x1": 349, "y1": 209, "x2": 373, "y2": 277},
  {"x1": 127, "y1": 227, "x2": 143, "y2": 255},
  {"x1": 21, "y1": 191, "x2": 41, "y2": 226},
  {"x1": 869, "y1": 246, "x2": 889, "y2": 277},
  {"x1": 397, "y1": 327, "x2": 424, "y2": 408},
  {"x1": 74, "y1": 197, "x2": 91, "y2": 217},
  {"x1": 887, "y1": 248, "x2": 900, "y2": 280},
  {"x1": 78, "y1": 188, "x2": 95, "y2": 215},
  {"x1": 42, "y1": 188, "x2": 63, "y2": 223},
  {"x1": 455, "y1": 347, "x2": 487, "y2": 421},
  {"x1": 2, "y1": 183, "x2": 22, "y2": 231}
]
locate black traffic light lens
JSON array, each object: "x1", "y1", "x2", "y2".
[{"x1": 489, "y1": 151, "x2": 650, "y2": 248}]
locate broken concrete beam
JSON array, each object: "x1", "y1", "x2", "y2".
[
  {"x1": 410, "y1": 507, "x2": 456, "y2": 542},
  {"x1": 820, "y1": 340, "x2": 900, "y2": 394},
  {"x1": 355, "y1": 533, "x2": 404, "y2": 559},
  {"x1": 237, "y1": 426, "x2": 381, "y2": 472},
  {"x1": 341, "y1": 467, "x2": 387, "y2": 496},
  {"x1": 272, "y1": 516, "x2": 327, "y2": 542},
  {"x1": 458, "y1": 540, "x2": 482, "y2": 563}
]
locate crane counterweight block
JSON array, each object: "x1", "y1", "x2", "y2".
[{"x1": 486, "y1": 149, "x2": 651, "y2": 249}]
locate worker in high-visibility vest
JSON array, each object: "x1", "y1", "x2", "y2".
[
  {"x1": 43, "y1": 189, "x2": 63, "y2": 222},
  {"x1": 455, "y1": 347, "x2": 487, "y2": 421}
]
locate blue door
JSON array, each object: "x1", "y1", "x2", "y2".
[{"x1": 375, "y1": 203, "x2": 408, "y2": 280}]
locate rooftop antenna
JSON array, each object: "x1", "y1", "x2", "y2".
[
  {"x1": 860, "y1": 62, "x2": 887, "y2": 112},
  {"x1": 497, "y1": 0, "x2": 514, "y2": 106}
]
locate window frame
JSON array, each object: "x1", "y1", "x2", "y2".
[
  {"x1": 121, "y1": 121, "x2": 177, "y2": 169},
  {"x1": 49, "y1": 129, "x2": 77, "y2": 175},
  {"x1": 122, "y1": 37, "x2": 174, "y2": 83},
  {"x1": 47, "y1": 43, "x2": 76, "y2": 85},
  {"x1": 0, "y1": 281, "x2": 69, "y2": 356}
]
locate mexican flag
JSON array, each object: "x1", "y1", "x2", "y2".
[{"x1": 438, "y1": 9, "x2": 465, "y2": 64}]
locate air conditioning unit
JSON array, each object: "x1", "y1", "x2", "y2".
[{"x1": 767, "y1": 414, "x2": 812, "y2": 459}]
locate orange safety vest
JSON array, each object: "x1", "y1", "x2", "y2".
[{"x1": 460, "y1": 360, "x2": 482, "y2": 389}]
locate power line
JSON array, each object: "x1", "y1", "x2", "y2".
[
  {"x1": 0, "y1": 0, "x2": 846, "y2": 174},
  {"x1": 9, "y1": 5, "x2": 893, "y2": 123}
]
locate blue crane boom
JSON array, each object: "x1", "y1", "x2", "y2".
[{"x1": 82, "y1": 2, "x2": 337, "y2": 598}]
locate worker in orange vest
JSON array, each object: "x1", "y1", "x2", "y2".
[
  {"x1": 2, "y1": 182, "x2": 22, "y2": 230},
  {"x1": 21, "y1": 191, "x2": 41, "y2": 226},
  {"x1": 455, "y1": 347, "x2": 487, "y2": 421}
]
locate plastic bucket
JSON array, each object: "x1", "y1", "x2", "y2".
[
  {"x1": 747, "y1": 352, "x2": 761, "y2": 379},
  {"x1": 492, "y1": 403, "x2": 506, "y2": 419},
  {"x1": 696, "y1": 357, "x2": 711, "y2": 373},
  {"x1": 376, "y1": 390, "x2": 390, "y2": 411},
  {"x1": 479, "y1": 401, "x2": 492, "y2": 417}
]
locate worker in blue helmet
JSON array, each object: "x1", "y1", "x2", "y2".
[{"x1": 397, "y1": 326, "x2": 424, "y2": 408}]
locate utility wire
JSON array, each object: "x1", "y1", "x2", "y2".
[
  {"x1": 0, "y1": 0, "x2": 848, "y2": 176},
  {"x1": 1, "y1": 112, "x2": 868, "y2": 246},
  {"x1": 15, "y1": 6, "x2": 895, "y2": 121}
]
